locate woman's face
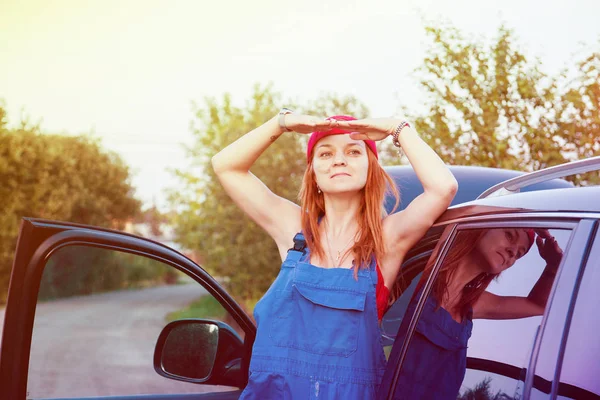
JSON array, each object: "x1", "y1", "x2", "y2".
[
  {"x1": 474, "y1": 228, "x2": 531, "y2": 274},
  {"x1": 311, "y1": 134, "x2": 369, "y2": 195}
]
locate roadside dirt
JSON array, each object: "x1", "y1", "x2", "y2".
[{"x1": 2, "y1": 283, "x2": 238, "y2": 397}]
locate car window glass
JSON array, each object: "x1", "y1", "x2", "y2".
[
  {"x1": 556, "y1": 230, "x2": 600, "y2": 399},
  {"x1": 381, "y1": 270, "x2": 423, "y2": 357},
  {"x1": 381, "y1": 227, "x2": 448, "y2": 357},
  {"x1": 390, "y1": 227, "x2": 570, "y2": 400},
  {"x1": 28, "y1": 245, "x2": 241, "y2": 398},
  {"x1": 522, "y1": 220, "x2": 596, "y2": 399}
]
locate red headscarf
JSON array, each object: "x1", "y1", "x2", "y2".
[
  {"x1": 306, "y1": 115, "x2": 378, "y2": 162},
  {"x1": 524, "y1": 229, "x2": 535, "y2": 251}
]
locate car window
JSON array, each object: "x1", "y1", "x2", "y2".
[
  {"x1": 27, "y1": 245, "x2": 241, "y2": 398},
  {"x1": 555, "y1": 226, "x2": 600, "y2": 399},
  {"x1": 381, "y1": 270, "x2": 423, "y2": 358},
  {"x1": 381, "y1": 226, "x2": 447, "y2": 355},
  {"x1": 520, "y1": 219, "x2": 596, "y2": 400},
  {"x1": 389, "y1": 226, "x2": 571, "y2": 400}
]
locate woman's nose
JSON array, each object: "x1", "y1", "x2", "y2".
[
  {"x1": 333, "y1": 152, "x2": 347, "y2": 165},
  {"x1": 506, "y1": 248, "x2": 515, "y2": 259}
]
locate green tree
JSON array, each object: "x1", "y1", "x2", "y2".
[
  {"x1": 169, "y1": 84, "x2": 369, "y2": 308},
  {"x1": 407, "y1": 25, "x2": 599, "y2": 183},
  {"x1": 554, "y1": 49, "x2": 600, "y2": 184},
  {"x1": 134, "y1": 204, "x2": 169, "y2": 237},
  {"x1": 38, "y1": 246, "x2": 174, "y2": 301},
  {"x1": 0, "y1": 105, "x2": 141, "y2": 301},
  {"x1": 457, "y1": 377, "x2": 515, "y2": 400}
]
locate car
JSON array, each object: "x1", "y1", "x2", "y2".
[
  {"x1": 382, "y1": 164, "x2": 573, "y2": 212},
  {"x1": 0, "y1": 159, "x2": 597, "y2": 400}
]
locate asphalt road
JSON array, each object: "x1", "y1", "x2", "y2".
[{"x1": 1, "y1": 283, "x2": 237, "y2": 398}]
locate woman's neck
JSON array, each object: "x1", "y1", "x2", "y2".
[
  {"x1": 446, "y1": 254, "x2": 483, "y2": 302},
  {"x1": 322, "y1": 193, "x2": 361, "y2": 237}
]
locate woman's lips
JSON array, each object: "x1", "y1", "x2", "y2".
[
  {"x1": 331, "y1": 173, "x2": 350, "y2": 178},
  {"x1": 496, "y1": 251, "x2": 506, "y2": 265}
]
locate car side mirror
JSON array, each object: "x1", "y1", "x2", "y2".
[{"x1": 154, "y1": 319, "x2": 245, "y2": 387}]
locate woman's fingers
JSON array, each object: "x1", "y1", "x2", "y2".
[
  {"x1": 288, "y1": 116, "x2": 397, "y2": 139},
  {"x1": 342, "y1": 118, "x2": 400, "y2": 134},
  {"x1": 535, "y1": 236, "x2": 544, "y2": 251},
  {"x1": 335, "y1": 120, "x2": 370, "y2": 131},
  {"x1": 350, "y1": 131, "x2": 391, "y2": 142},
  {"x1": 537, "y1": 233, "x2": 563, "y2": 265},
  {"x1": 285, "y1": 115, "x2": 334, "y2": 133},
  {"x1": 551, "y1": 238, "x2": 563, "y2": 253},
  {"x1": 348, "y1": 132, "x2": 374, "y2": 141},
  {"x1": 306, "y1": 122, "x2": 328, "y2": 131},
  {"x1": 534, "y1": 228, "x2": 551, "y2": 239}
]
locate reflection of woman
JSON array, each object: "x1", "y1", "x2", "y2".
[
  {"x1": 212, "y1": 110, "x2": 457, "y2": 399},
  {"x1": 393, "y1": 228, "x2": 563, "y2": 400},
  {"x1": 430, "y1": 228, "x2": 563, "y2": 322}
]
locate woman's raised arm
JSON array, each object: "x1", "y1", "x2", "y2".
[
  {"x1": 473, "y1": 230, "x2": 563, "y2": 320},
  {"x1": 211, "y1": 111, "x2": 333, "y2": 254}
]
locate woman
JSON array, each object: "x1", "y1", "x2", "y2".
[
  {"x1": 391, "y1": 227, "x2": 563, "y2": 400},
  {"x1": 211, "y1": 109, "x2": 458, "y2": 399}
]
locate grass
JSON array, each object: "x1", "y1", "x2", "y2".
[
  {"x1": 166, "y1": 295, "x2": 227, "y2": 322},
  {"x1": 384, "y1": 345, "x2": 393, "y2": 360}
]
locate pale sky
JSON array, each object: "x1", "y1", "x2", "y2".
[{"x1": 1, "y1": 0, "x2": 599, "y2": 210}]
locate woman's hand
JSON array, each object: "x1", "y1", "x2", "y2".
[
  {"x1": 332, "y1": 118, "x2": 403, "y2": 141},
  {"x1": 283, "y1": 114, "x2": 336, "y2": 134},
  {"x1": 534, "y1": 229, "x2": 564, "y2": 269}
]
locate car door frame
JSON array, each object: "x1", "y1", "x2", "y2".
[
  {"x1": 378, "y1": 213, "x2": 597, "y2": 400},
  {"x1": 536, "y1": 218, "x2": 599, "y2": 399},
  {"x1": 0, "y1": 218, "x2": 257, "y2": 400}
]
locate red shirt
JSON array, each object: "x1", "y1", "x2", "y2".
[{"x1": 376, "y1": 263, "x2": 390, "y2": 321}]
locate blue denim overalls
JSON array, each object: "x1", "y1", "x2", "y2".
[
  {"x1": 240, "y1": 233, "x2": 387, "y2": 399},
  {"x1": 388, "y1": 292, "x2": 473, "y2": 400}
]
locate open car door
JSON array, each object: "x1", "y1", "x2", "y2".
[{"x1": 0, "y1": 218, "x2": 255, "y2": 400}]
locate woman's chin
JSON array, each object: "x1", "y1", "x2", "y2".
[
  {"x1": 323, "y1": 186, "x2": 364, "y2": 195},
  {"x1": 488, "y1": 265, "x2": 507, "y2": 275},
  {"x1": 480, "y1": 261, "x2": 503, "y2": 276}
]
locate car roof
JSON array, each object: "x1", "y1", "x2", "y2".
[
  {"x1": 436, "y1": 185, "x2": 600, "y2": 223},
  {"x1": 383, "y1": 165, "x2": 573, "y2": 212}
]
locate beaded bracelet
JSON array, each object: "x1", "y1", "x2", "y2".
[{"x1": 392, "y1": 121, "x2": 411, "y2": 148}]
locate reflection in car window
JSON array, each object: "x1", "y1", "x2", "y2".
[
  {"x1": 390, "y1": 227, "x2": 570, "y2": 400},
  {"x1": 28, "y1": 245, "x2": 239, "y2": 398},
  {"x1": 381, "y1": 228, "x2": 445, "y2": 354},
  {"x1": 381, "y1": 270, "x2": 423, "y2": 354}
]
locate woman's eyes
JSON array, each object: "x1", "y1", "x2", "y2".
[
  {"x1": 318, "y1": 149, "x2": 361, "y2": 157},
  {"x1": 505, "y1": 231, "x2": 514, "y2": 241}
]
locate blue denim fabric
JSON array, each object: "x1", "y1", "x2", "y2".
[
  {"x1": 240, "y1": 234, "x2": 387, "y2": 399},
  {"x1": 392, "y1": 294, "x2": 473, "y2": 400}
]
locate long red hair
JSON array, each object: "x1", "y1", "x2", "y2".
[
  {"x1": 419, "y1": 229, "x2": 496, "y2": 319},
  {"x1": 298, "y1": 148, "x2": 400, "y2": 275}
]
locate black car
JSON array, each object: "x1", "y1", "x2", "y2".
[
  {"x1": 0, "y1": 161, "x2": 596, "y2": 400},
  {"x1": 382, "y1": 164, "x2": 573, "y2": 212}
]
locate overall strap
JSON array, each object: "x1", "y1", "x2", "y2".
[
  {"x1": 369, "y1": 256, "x2": 379, "y2": 286},
  {"x1": 286, "y1": 232, "x2": 307, "y2": 263}
]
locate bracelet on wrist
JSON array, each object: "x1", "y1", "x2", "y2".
[
  {"x1": 278, "y1": 108, "x2": 294, "y2": 132},
  {"x1": 392, "y1": 121, "x2": 411, "y2": 147}
]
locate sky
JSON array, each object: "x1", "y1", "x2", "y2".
[{"x1": 1, "y1": 0, "x2": 599, "y2": 211}]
